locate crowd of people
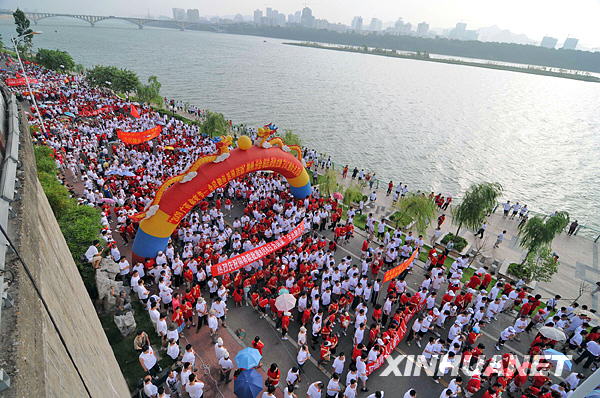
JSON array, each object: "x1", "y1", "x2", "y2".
[{"x1": 2, "y1": 54, "x2": 598, "y2": 398}]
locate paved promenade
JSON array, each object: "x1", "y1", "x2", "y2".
[{"x1": 328, "y1": 167, "x2": 600, "y2": 310}]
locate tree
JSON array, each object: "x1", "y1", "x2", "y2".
[
  {"x1": 394, "y1": 193, "x2": 437, "y2": 235},
  {"x1": 343, "y1": 184, "x2": 364, "y2": 206},
  {"x1": 0, "y1": 34, "x2": 4, "y2": 50},
  {"x1": 517, "y1": 211, "x2": 569, "y2": 262},
  {"x1": 35, "y1": 48, "x2": 75, "y2": 71},
  {"x1": 13, "y1": 9, "x2": 33, "y2": 54},
  {"x1": 519, "y1": 247, "x2": 559, "y2": 283},
  {"x1": 282, "y1": 129, "x2": 302, "y2": 146},
  {"x1": 86, "y1": 65, "x2": 140, "y2": 94},
  {"x1": 136, "y1": 75, "x2": 162, "y2": 105},
  {"x1": 320, "y1": 169, "x2": 338, "y2": 197},
  {"x1": 452, "y1": 182, "x2": 503, "y2": 235},
  {"x1": 201, "y1": 111, "x2": 227, "y2": 137}
]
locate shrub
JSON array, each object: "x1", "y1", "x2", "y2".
[
  {"x1": 507, "y1": 263, "x2": 528, "y2": 280},
  {"x1": 343, "y1": 184, "x2": 363, "y2": 205},
  {"x1": 34, "y1": 145, "x2": 102, "y2": 297},
  {"x1": 441, "y1": 233, "x2": 468, "y2": 252}
]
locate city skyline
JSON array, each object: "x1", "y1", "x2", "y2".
[{"x1": 3, "y1": 0, "x2": 599, "y2": 49}]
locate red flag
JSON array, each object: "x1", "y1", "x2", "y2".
[{"x1": 130, "y1": 104, "x2": 140, "y2": 118}]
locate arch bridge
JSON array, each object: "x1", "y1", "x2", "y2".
[{"x1": 0, "y1": 10, "x2": 193, "y2": 30}]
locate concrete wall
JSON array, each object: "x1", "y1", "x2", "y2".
[{"x1": 3, "y1": 104, "x2": 130, "y2": 397}]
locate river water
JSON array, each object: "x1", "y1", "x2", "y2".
[{"x1": 1, "y1": 19, "x2": 599, "y2": 232}]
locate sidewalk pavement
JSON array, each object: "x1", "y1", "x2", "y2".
[{"x1": 324, "y1": 167, "x2": 600, "y2": 310}]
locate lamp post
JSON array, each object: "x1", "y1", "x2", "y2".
[{"x1": 11, "y1": 31, "x2": 46, "y2": 133}]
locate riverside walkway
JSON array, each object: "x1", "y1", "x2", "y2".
[{"x1": 322, "y1": 166, "x2": 600, "y2": 310}]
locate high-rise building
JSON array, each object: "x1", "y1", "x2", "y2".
[
  {"x1": 253, "y1": 9, "x2": 263, "y2": 24},
  {"x1": 562, "y1": 37, "x2": 578, "y2": 50},
  {"x1": 540, "y1": 36, "x2": 558, "y2": 49},
  {"x1": 266, "y1": 8, "x2": 273, "y2": 19},
  {"x1": 449, "y1": 22, "x2": 477, "y2": 40},
  {"x1": 351, "y1": 16, "x2": 363, "y2": 31},
  {"x1": 186, "y1": 9, "x2": 200, "y2": 22},
  {"x1": 369, "y1": 18, "x2": 383, "y2": 31},
  {"x1": 172, "y1": 8, "x2": 186, "y2": 21},
  {"x1": 300, "y1": 7, "x2": 315, "y2": 28},
  {"x1": 417, "y1": 22, "x2": 429, "y2": 36},
  {"x1": 294, "y1": 11, "x2": 301, "y2": 23}
]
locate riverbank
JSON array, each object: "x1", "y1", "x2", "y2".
[{"x1": 284, "y1": 42, "x2": 600, "y2": 83}]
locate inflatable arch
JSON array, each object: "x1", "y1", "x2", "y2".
[{"x1": 131, "y1": 132, "x2": 312, "y2": 260}]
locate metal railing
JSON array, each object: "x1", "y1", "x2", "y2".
[{"x1": 0, "y1": 85, "x2": 20, "y2": 392}]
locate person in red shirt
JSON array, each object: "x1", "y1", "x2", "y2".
[
  {"x1": 318, "y1": 341, "x2": 332, "y2": 365},
  {"x1": 467, "y1": 273, "x2": 482, "y2": 290},
  {"x1": 372, "y1": 304, "x2": 383, "y2": 323},
  {"x1": 266, "y1": 363, "x2": 281, "y2": 387},
  {"x1": 481, "y1": 272, "x2": 492, "y2": 290},
  {"x1": 465, "y1": 374, "x2": 483, "y2": 397},
  {"x1": 361, "y1": 240, "x2": 370, "y2": 258},
  {"x1": 252, "y1": 336, "x2": 265, "y2": 355},
  {"x1": 281, "y1": 312, "x2": 291, "y2": 340}
]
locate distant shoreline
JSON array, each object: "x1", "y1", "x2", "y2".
[{"x1": 284, "y1": 42, "x2": 600, "y2": 83}]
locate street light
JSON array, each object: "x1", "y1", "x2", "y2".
[{"x1": 11, "y1": 31, "x2": 46, "y2": 133}]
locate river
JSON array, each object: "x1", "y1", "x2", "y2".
[{"x1": 1, "y1": 19, "x2": 599, "y2": 232}]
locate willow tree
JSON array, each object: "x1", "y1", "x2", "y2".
[
  {"x1": 343, "y1": 184, "x2": 364, "y2": 206},
  {"x1": 394, "y1": 193, "x2": 437, "y2": 235},
  {"x1": 201, "y1": 111, "x2": 227, "y2": 137},
  {"x1": 282, "y1": 129, "x2": 302, "y2": 146},
  {"x1": 452, "y1": 182, "x2": 503, "y2": 236},
  {"x1": 518, "y1": 211, "x2": 569, "y2": 263},
  {"x1": 320, "y1": 169, "x2": 339, "y2": 197}
]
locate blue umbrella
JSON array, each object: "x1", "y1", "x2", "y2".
[
  {"x1": 586, "y1": 390, "x2": 600, "y2": 398},
  {"x1": 542, "y1": 348, "x2": 572, "y2": 370},
  {"x1": 235, "y1": 347, "x2": 262, "y2": 369},
  {"x1": 234, "y1": 369, "x2": 263, "y2": 398},
  {"x1": 63, "y1": 111, "x2": 76, "y2": 118}
]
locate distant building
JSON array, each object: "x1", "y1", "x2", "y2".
[
  {"x1": 172, "y1": 8, "x2": 186, "y2": 21},
  {"x1": 562, "y1": 37, "x2": 578, "y2": 50},
  {"x1": 417, "y1": 22, "x2": 429, "y2": 36},
  {"x1": 186, "y1": 9, "x2": 200, "y2": 22},
  {"x1": 540, "y1": 36, "x2": 558, "y2": 49},
  {"x1": 300, "y1": 7, "x2": 315, "y2": 28},
  {"x1": 369, "y1": 18, "x2": 383, "y2": 31},
  {"x1": 233, "y1": 14, "x2": 244, "y2": 23},
  {"x1": 266, "y1": 7, "x2": 273, "y2": 19},
  {"x1": 253, "y1": 9, "x2": 263, "y2": 24},
  {"x1": 274, "y1": 11, "x2": 286, "y2": 26},
  {"x1": 449, "y1": 22, "x2": 478, "y2": 40},
  {"x1": 294, "y1": 11, "x2": 301, "y2": 23},
  {"x1": 351, "y1": 16, "x2": 363, "y2": 31},
  {"x1": 288, "y1": 13, "x2": 296, "y2": 24},
  {"x1": 394, "y1": 18, "x2": 412, "y2": 34}
]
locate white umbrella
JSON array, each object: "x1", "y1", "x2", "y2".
[
  {"x1": 575, "y1": 309, "x2": 599, "y2": 321},
  {"x1": 538, "y1": 326, "x2": 567, "y2": 342},
  {"x1": 275, "y1": 293, "x2": 297, "y2": 312}
]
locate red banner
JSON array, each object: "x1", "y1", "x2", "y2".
[
  {"x1": 5, "y1": 77, "x2": 39, "y2": 86},
  {"x1": 366, "y1": 300, "x2": 425, "y2": 375},
  {"x1": 78, "y1": 106, "x2": 113, "y2": 117},
  {"x1": 211, "y1": 221, "x2": 305, "y2": 276},
  {"x1": 383, "y1": 249, "x2": 419, "y2": 283},
  {"x1": 117, "y1": 125, "x2": 162, "y2": 145}
]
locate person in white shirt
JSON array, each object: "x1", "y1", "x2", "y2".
[
  {"x1": 307, "y1": 381, "x2": 324, "y2": 398},
  {"x1": 286, "y1": 367, "x2": 300, "y2": 387},
  {"x1": 297, "y1": 345, "x2": 311, "y2": 372},
  {"x1": 166, "y1": 339, "x2": 180, "y2": 360},
  {"x1": 326, "y1": 374, "x2": 342, "y2": 397},
  {"x1": 139, "y1": 345, "x2": 158, "y2": 376},
  {"x1": 344, "y1": 379, "x2": 358, "y2": 398},
  {"x1": 185, "y1": 374, "x2": 205, "y2": 398},
  {"x1": 368, "y1": 392, "x2": 385, "y2": 398},
  {"x1": 143, "y1": 375, "x2": 158, "y2": 398},
  {"x1": 332, "y1": 353, "x2": 346, "y2": 375},
  {"x1": 218, "y1": 352, "x2": 233, "y2": 383},
  {"x1": 403, "y1": 389, "x2": 416, "y2": 398},
  {"x1": 181, "y1": 344, "x2": 196, "y2": 367}
]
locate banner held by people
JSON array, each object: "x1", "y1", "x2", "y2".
[
  {"x1": 383, "y1": 249, "x2": 419, "y2": 283},
  {"x1": 211, "y1": 221, "x2": 305, "y2": 276},
  {"x1": 117, "y1": 125, "x2": 163, "y2": 145}
]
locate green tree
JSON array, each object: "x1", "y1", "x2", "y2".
[
  {"x1": 201, "y1": 111, "x2": 228, "y2": 137},
  {"x1": 86, "y1": 65, "x2": 140, "y2": 94},
  {"x1": 319, "y1": 169, "x2": 339, "y2": 197},
  {"x1": 136, "y1": 75, "x2": 162, "y2": 105},
  {"x1": 394, "y1": 193, "x2": 437, "y2": 235},
  {"x1": 282, "y1": 129, "x2": 302, "y2": 146},
  {"x1": 343, "y1": 183, "x2": 364, "y2": 206},
  {"x1": 13, "y1": 9, "x2": 33, "y2": 54},
  {"x1": 519, "y1": 247, "x2": 559, "y2": 283},
  {"x1": 517, "y1": 211, "x2": 569, "y2": 262},
  {"x1": 35, "y1": 48, "x2": 75, "y2": 71},
  {"x1": 452, "y1": 182, "x2": 503, "y2": 235},
  {"x1": 0, "y1": 34, "x2": 4, "y2": 50}
]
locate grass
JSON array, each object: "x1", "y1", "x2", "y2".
[{"x1": 99, "y1": 301, "x2": 173, "y2": 390}]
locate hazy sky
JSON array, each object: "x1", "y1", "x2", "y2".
[{"x1": 7, "y1": 0, "x2": 600, "y2": 48}]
